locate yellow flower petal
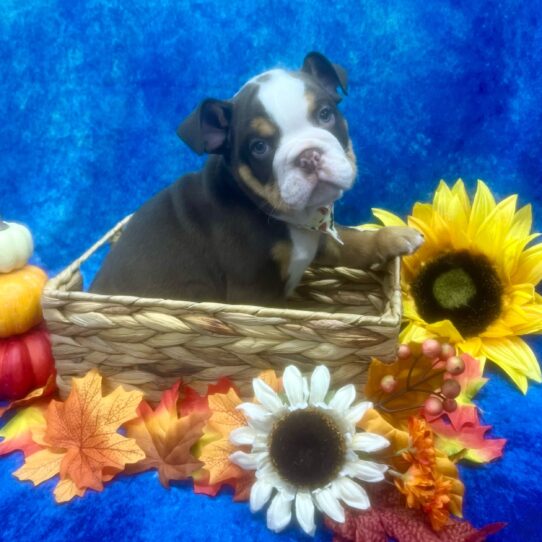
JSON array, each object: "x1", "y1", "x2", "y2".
[
  {"x1": 507, "y1": 204, "x2": 533, "y2": 243},
  {"x1": 479, "y1": 319, "x2": 513, "y2": 339},
  {"x1": 456, "y1": 337, "x2": 485, "y2": 360},
  {"x1": 402, "y1": 297, "x2": 420, "y2": 320},
  {"x1": 423, "y1": 319, "x2": 464, "y2": 344},
  {"x1": 503, "y1": 303, "x2": 542, "y2": 335},
  {"x1": 496, "y1": 365, "x2": 529, "y2": 394},
  {"x1": 371, "y1": 208, "x2": 408, "y2": 228},
  {"x1": 411, "y1": 202, "x2": 435, "y2": 224},
  {"x1": 481, "y1": 336, "x2": 542, "y2": 386},
  {"x1": 501, "y1": 235, "x2": 539, "y2": 281},
  {"x1": 408, "y1": 214, "x2": 451, "y2": 257},
  {"x1": 467, "y1": 180, "x2": 496, "y2": 240},
  {"x1": 399, "y1": 318, "x2": 464, "y2": 345},
  {"x1": 473, "y1": 195, "x2": 518, "y2": 261},
  {"x1": 399, "y1": 322, "x2": 434, "y2": 344},
  {"x1": 519, "y1": 304, "x2": 542, "y2": 331},
  {"x1": 450, "y1": 179, "x2": 471, "y2": 217},
  {"x1": 513, "y1": 244, "x2": 542, "y2": 286},
  {"x1": 433, "y1": 180, "x2": 455, "y2": 217},
  {"x1": 447, "y1": 194, "x2": 470, "y2": 249}
]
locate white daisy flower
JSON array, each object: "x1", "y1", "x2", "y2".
[{"x1": 229, "y1": 365, "x2": 389, "y2": 536}]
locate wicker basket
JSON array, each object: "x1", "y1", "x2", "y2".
[{"x1": 42, "y1": 216, "x2": 402, "y2": 402}]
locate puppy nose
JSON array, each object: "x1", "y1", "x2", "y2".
[{"x1": 295, "y1": 147, "x2": 322, "y2": 173}]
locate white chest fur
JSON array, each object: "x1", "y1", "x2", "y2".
[{"x1": 285, "y1": 226, "x2": 321, "y2": 295}]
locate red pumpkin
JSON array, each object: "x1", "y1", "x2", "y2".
[{"x1": 0, "y1": 325, "x2": 55, "y2": 400}]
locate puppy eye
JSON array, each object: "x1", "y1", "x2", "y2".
[
  {"x1": 318, "y1": 106, "x2": 335, "y2": 127},
  {"x1": 249, "y1": 139, "x2": 270, "y2": 158}
]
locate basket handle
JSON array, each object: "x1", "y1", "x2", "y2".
[{"x1": 45, "y1": 215, "x2": 133, "y2": 292}]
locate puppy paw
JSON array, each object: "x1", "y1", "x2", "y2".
[{"x1": 370, "y1": 227, "x2": 424, "y2": 269}]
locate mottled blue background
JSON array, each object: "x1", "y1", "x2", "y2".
[{"x1": 1, "y1": 1, "x2": 541, "y2": 541}]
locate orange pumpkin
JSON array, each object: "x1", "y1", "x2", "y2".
[
  {"x1": 0, "y1": 265, "x2": 48, "y2": 338},
  {"x1": 0, "y1": 325, "x2": 55, "y2": 400}
]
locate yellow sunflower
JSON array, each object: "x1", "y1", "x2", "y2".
[{"x1": 368, "y1": 179, "x2": 542, "y2": 392}]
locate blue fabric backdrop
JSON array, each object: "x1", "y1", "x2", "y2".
[{"x1": 1, "y1": 1, "x2": 541, "y2": 540}]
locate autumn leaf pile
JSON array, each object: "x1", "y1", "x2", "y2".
[
  {"x1": 0, "y1": 353, "x2": 507, "y2": 541},
  {"x1": 0, "y1": 370, "x2": 237, "y2": 503}
]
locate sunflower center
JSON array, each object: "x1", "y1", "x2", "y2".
[
  {"x1": 269, "y1": 408, "x2": 346, "y2": 489},
  {"x1": 411, "y1": 250, "x2": 503, "y2": 337},
  {"x1": 432, "y1": 268, "x2": 476, "y2": 309}
]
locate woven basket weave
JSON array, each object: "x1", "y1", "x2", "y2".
[{"x1": 42, "y1": 216, "x2": 402, "y2": 402}]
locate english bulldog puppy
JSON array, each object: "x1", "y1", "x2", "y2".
[{"x1": 91, "y1": 52, "x2": 423, "y2": 303}]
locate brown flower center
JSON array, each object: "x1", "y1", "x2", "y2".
[
  {"x1": 269, "y1": 408, "x2": 346, "y2": 489},
  {"x1": 411, "y1": 250, "x2": 503, "y2": 337}
]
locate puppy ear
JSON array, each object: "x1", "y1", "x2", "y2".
[
  {"x1": 302, "y1": 52, "x2": 348, "y2": 99},
  {"x1": 177, "y1": 99, "x2": 233, "y2": 155}
]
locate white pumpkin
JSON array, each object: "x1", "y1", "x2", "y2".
[{"x1": 0, "y1": 220, "x2": 34, "y2": 273}]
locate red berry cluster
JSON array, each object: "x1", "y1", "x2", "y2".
[
  {"x1": 420, "y1": 339, "x2": 465, "y2": 416},
  {"x1": 378, "y1": 338, "x2": 465, "y2": 417}
]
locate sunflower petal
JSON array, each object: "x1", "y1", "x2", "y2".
[
  {"x1": 253, "y1": 378, "x2": 283, "y2": 413},
  {"x1": 351, "y1": 432, "x2": 389, "y2": 453},
  {"x1": 229, "y1": 426, "x2": 256, "y2": 446},
  {"x1": 371, "y1": 208, "x2": 408, "y2": 228},
  {"x1": 511, "y1": 303, "x2": 542, "y2": 334},
  {"x1": 474, "y1": 195, "x2": 518, "y2": 260},
  {"x1": 507, "y1": 204, "x2": 533, "y2": 242},
  {"x1": 229, "y1": 451, "x2": 259, "y2": 470},
  {"x1": 283, "y1": 365, "x2": 306, "y2": 407},
  {"x1": 482, "y1": 336, "x2": 542, "y2": 390},
  {"x1": 237, "y1": 405, "x2": 273, "y2": 434},
  {"x1": 433, "y1": 180, "x2": 454, "y2": 217},
  {"x1": 423, "y1": 319, "x2": 464, "y2": 344},
  {"x1": 451, "y1": 179, "x2": 471, "y2": 216},
  {"x1": 514, "y1": 244, "x2": 542, "y2": 286},
  {"x1": 295, "y1": 491, "x2": 316, "y2": 536},
  {"x1": 345, "y1": 401, "x2": 373, "y2": 425},
  {"x1": 468, "y1": 180, "x2": 496, "y2": 239},
  {"x1": 399, "y1": 322, "x2": 436, "y2": 345},
  {"x1": 314, "y1": 488, "x2": 345, "y2": 523},
  {"x1": 331, "y1": 477, "x2": 371, "y2": 510},
  {"x1": 329, "y1": 384, "x2": 356, "y2": 413},
  {"x1": 342, "y1": 459, "x2": 388, "y2": 482},
  {"x1": 267, "y1": 492, "x2": 293, "y2": 532},
  {"x1": 250, "y1": 479, "x2": 274, "y2": 512},
  {"x1": 309, "y1": 365, "x2": 331, "y2": 405}
]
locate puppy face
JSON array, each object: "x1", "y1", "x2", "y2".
[
  {"x1": 232, "y1": 69, "x2": 356, "y2": 214},
  {"x1": 178, "y1": 53, "x2": 357, "y2": 215}
]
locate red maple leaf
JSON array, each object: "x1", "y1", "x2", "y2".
[
  {"x1": 179, "y1": 377, "x2": 234, "y2": 415},
  {"x1": 429, "y1": 405, "x2": 506, "y2": 463},
  {"x1": 326, "y1": 485, "x2": 505, "y2": 542}
]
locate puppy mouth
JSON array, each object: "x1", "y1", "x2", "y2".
[
  {"x1": 274, "y1": 129, "x2": 356, "y2": 211},
  {"x1": 306, "y1": 180, "x2": 344, "y2": 207},
  {"x1": 281, "y1": 153, "x2": 354, "y2": 210}
]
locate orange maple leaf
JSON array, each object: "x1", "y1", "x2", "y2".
[
  {"x1": 195, "y1": 371, "x2": 281, "y2": 500},
  {"x1": 366, "y1": 347, "x2": 445, "y2": 429},
  {"x1": 206, "y1": 388, "x2": 247, "y2": 437},
  {"x1": 15, "y1": 370, "x2": 145, "y2": 501},
  {"x1": 125, "y1": 381, "x2": 209, "y2": 488}
]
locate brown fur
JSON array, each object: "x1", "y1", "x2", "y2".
[{"x1": 315, "y1": 225, "x2": 420, "y2": 270}]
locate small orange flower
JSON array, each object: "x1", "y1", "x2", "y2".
[
  {"x1": 395, "y1": 417, "x2": 453, "y2": 530},
  {"x1": 424, "y1": 474, "x2": 453, "y2": 531},
  {"x1": 403, "y1": 417, "x2": 435, "y2": 469}
]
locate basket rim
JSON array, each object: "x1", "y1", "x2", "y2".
[{"x1": 43, "y1": 215, "x2": 403, "y2": 327}]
